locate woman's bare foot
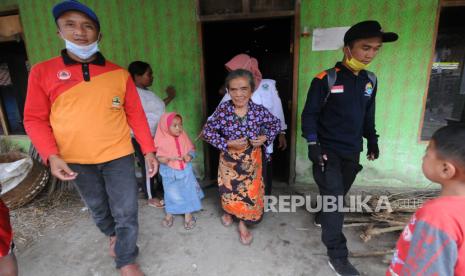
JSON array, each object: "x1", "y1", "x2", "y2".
[
  {"x1": 238, "y1": 220, "x2": 253, "y2": 245},
  {"x1": 221, "y1": 213, "x2": 233, "y2": 227}
]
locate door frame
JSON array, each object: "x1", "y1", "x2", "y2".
[{"x1": 195, "y1": 0, "x2": 301, "y2": 184}]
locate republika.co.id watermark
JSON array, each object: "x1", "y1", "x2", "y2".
[{"x1": 264, "y1": 195, "x2": 394, "y2": 213}]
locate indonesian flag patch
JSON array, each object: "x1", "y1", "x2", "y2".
[{"x1": 330, "y1": 85, "x2": 344, "y2": 93}]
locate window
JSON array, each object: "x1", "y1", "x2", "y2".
[{"x1": 421, "y1": 4, "x2": 465, "y2": 140}]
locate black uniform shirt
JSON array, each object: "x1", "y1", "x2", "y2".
[{"x1": 301, "y1": 62, "x2": 378, "y2": 154}]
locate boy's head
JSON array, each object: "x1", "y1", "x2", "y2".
[{"x1": 422, "y1": 124, "x2": 465, "y2": 184}]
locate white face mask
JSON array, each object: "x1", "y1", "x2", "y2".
[{"x1": 61, "y1": 32, "x2": 100, "y2": 60}]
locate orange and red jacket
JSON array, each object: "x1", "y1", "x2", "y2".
[{"x1": 24, "y1": 50, "x2": 156, "y2": 164}]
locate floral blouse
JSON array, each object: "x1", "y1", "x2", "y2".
[{"x1": 202, "y1": 100, "x2": 281, "y2": 158}]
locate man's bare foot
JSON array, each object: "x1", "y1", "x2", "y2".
[
  {"x1": 147, "y1": 198, "x2": 164, "y2": 208},
  {"x1": 221, "y1": 213, "x2": 233, "y2": 227},
  {"x1": 109, "y1": 236, "x2": 116, "y2": 258},
  {"x1": 120, "y1": 263, "x2": 144, "y2": 276}
]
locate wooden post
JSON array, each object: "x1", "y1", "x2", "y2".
[
  {"x1": 288, "y1": 0, "x2": 300, "y2": 185},
  {"x1": 0, "y1": 95, "x2": 10, "y2": 135}
]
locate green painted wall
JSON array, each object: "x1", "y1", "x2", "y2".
[
  {"x1": 1, "y1": 0, "x2": 442, "y2": 187},
  {"x1": 1, "y1": 0, "x2": 204, "y2": 177},
  {"x1": 0, "y1": 0, "x2": 17, "y2": 11},
  {"x1": 296, "y1": 0, "x2": 439, "y2": 187}
]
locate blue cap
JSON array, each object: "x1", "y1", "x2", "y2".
[{"x1": 52, "y1": 0, "x2": 100, "y2": 29}]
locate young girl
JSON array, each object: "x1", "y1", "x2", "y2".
[{"x1": 154, "y1": 112, "x2": 204, "y2": 230}]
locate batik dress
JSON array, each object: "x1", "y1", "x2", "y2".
[{"x1": 202, "y1": 100, "x2": 280, "y2": 223}]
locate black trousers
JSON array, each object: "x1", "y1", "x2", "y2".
[
  {"x1": 131, "y1": 138, "x2": 163, "y2": 199},
  {"x1": 69, "y1": 155, "x2": 139, "y2": 268},
  {"x1": 312, "y1": 149, "x2": 362, "y2": 259}
]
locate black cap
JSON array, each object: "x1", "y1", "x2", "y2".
[{"x1": 344, "y1": 20, "x2": 398, "y2": 45}]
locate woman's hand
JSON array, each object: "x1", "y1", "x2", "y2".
[
  {"x1": 250, "y1": 135, "x2": 267, "y2": 148},
  {"x1": 278, "y1": 133, "x2": 287, "y2": 151},
  {"x1": 164, "y1": 85, "x2": 176, "y2": 105},
  {"x1": 227, "y1": 137, "x2": 248, "y2": 150},
  {"x1": 183, "y1": 154, "x2": 193, "y2": 163}
]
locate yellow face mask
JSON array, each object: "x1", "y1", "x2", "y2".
[{"x1": 345, "y1": 47, "x2": 370, "y2": 71}]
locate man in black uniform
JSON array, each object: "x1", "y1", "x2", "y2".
[{"x1": 301, "y1": 21, "x2": 398, "y2": 276}]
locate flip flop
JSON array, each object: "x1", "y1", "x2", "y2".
[
  {"x1": 148, "y1": 198, "x2": 165, "y2": 208},
  {"x1": 161, "y1": 216, "x2": 174, "y2": 228},
  {"x1": 184, "y1": 216, "x2": 197, "y2": 230}
]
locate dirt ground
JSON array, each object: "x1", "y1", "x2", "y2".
[{"x1": 11, "y1": 183, "x2": 398, "y2": 276}]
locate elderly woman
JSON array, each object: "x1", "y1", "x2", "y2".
[
  {"x1": 202, "y1": 69, "x2": 281, "y2": 245},
  {"x1": 219, "y1": 53, "x2": 288, "y2": 196}
]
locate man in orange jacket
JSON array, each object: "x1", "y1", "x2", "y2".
[{"x1": 23, "y1": 1, "x2": 157, "y2": 275}]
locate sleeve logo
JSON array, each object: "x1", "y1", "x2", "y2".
[{"x1": 364, "y1": 82, "x2": 373, "y2": 96}]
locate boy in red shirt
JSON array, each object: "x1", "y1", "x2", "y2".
[{"x1": 387, "y1": 124, "x2": 465, "y2": 275}]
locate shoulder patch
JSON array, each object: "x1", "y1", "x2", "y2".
[
  {"x1": 315, "y1": 71, "x2": 327, "y2": 80},
  {"x1": 315, "y1": 67, "x2": 341, "y2": 80}
]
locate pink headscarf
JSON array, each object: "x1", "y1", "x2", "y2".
[
  {"x1": 225, "y1": 54, "x2": 262, "y2": 88},
  {"x1": 154, "y1": 112, "x2": 195, "y2": 170}
]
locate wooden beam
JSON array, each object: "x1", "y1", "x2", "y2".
[
  {"x1": 288, "y1": 0, "x2": 300, "y2": 185},
  {"x1": 198, "y1": 10, "x2": 295, "y2": 22},
  {"x1": 417, "y1": 0, "x2": 444, "y2": 143},
  {"x1": 0, "y1": 8, "x2": 18, "y2": 17},
  {"x1": 195, "y1": 0, "x2": 211, "y2": 180},
  {"x1": 441, "y1": 0, "x2": 465, "y2": 7}
]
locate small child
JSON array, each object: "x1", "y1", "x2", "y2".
[
  {"x1": 154, "y1": 112, "x2": 204, "y2": 230},
  {"x1": 387, "y1": 124, "x2": 465, "y2": 275}
]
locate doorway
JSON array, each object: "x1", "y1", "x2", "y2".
[
  {"x1": 201, "y1": 16, "x2": 294, "y2": 182},
  {"x1": 0, "y1": 12, "x2": 28, "y2": 135}
]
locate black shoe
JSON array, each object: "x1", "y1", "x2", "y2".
[{"x1": 328, "y1": 258, "x2": 360, "y2": 276}]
